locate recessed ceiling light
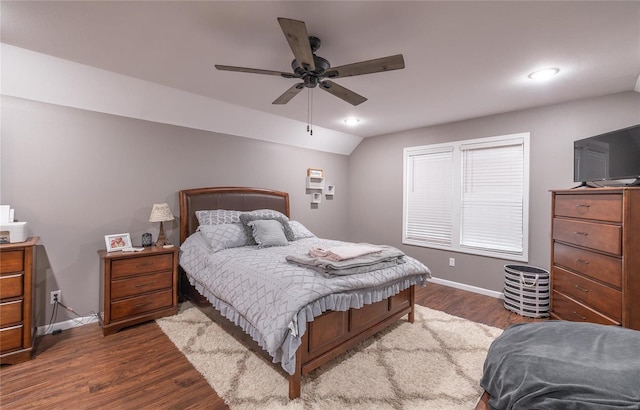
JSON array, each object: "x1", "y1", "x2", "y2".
[
  {"x1": 528, "y1": 67, "x2": 560, "y2": 80},
  {"x1": 344, "y1": 117, "x2": 360, "y2": 126}
]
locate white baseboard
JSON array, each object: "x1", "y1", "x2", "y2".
[
  {"x1": 428, "y1": 277, "x2": 504, "y2": 299},
  {"x1": 35, "y1": 280, "x2": 499, "y2": 335},
  {"x1": 37, "y1": 314, "x2": 99, "y2": 336}
]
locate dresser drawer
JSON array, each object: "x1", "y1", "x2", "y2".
[
  {"x1": 553, "y1": 242, "x2": 622, "y2": 288},
  {"x1": 552, "y1": 291, "x2": 619, "y2": 326},
  {"x1": 552, "y1": 266, "x2": 621, "y2": 321},
  {"x1": 0, "y1": 250, "x2": 24, "y2": 274},
  {"x1": 553, "y1": 218, "x2": 621, "y2": 255},
  {"x1": 110, "y1": 288, "x2": 173, "y2": 321},
  {"x1": 0, "y1": 300, "x2": 23, "y2": 327},
  {"x1": 111, "y1": 254, "x2": 173, "y2": 279},
  {"x1": 0, "y1": 325, "x2": 23, "y2": 352},
  {"x1": 111, "y1": 271, "x2": 173, "y2": 300},
  {"x1": 554, "y1": 194, "x2": 622, "y2": 222},
  {"x1": 0, "y1": 273, "x2": 23, "y2": 299}
]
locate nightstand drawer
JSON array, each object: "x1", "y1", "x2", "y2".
[
  {"x1": 554, "y1": 194, "x2": 622, "y2": 222},
  {"x1": 111, "y1": 271, "x2": 173, "y2": 300},
  {"x1": 553, "y1": 218, "x2": 621, "y2": 255},
  {"x1": 0, "y1": 274, "x2": 23, "y2": 299},
  {"x1": 553, "y1": 242, "x2": 621, "y2": 288},
  {"x1": 0, "y1": 300, "x2": 23, "y2": 327},
  {"x1": 0, "y1": 325, "x2": 23, "y2": 352},
  {"x1": 0, "y1": 250, "x2": 24, "y2": 274},
  {"x1": 111, "y1": 254, "x2": 173, "y2": 279},
  {"x1": 110, "y1": 289, "x2": 173, "y2": 321},
  {"x1": 553, "y1": 266, "x2": 621, "y2": 321},
  {"x1": 552, "y1": 291, "x2": 619, "y2": 326}
]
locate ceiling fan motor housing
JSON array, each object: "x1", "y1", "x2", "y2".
[
  {"x1": 292, "y1": 54, "x2": 330, "y2": 85},
  {"x1": 291, "y1": 36, "x2": 330, "y2": 88}
]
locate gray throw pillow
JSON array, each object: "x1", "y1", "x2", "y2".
[
  {"x1": 239, "y1": 213, "x2": 294, "y2": 243},
  {"x1": 247, "y1": 219, "x2": 289, "y2": 248}
]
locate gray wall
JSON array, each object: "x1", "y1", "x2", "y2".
[
  {"x1": 3, "y1": 91, "x2": 639, "y2": 328},
  {"x1": 1, "y1": 96, "x2": 350, "y2": 327},
  {"x1": 348, "y1": 91, "x2": 640, "y2": 292}
]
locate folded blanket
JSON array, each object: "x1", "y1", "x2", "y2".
[
  {"x1": 287, "y1": 245, "x2": 405, "y2": 277},
  {"x1": 309, "y1": 244, "x2": 383, "y2": 261}
]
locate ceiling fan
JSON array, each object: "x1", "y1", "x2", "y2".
[{"x1": 215, "y1": 17, "x2": 405, "y2": 106}]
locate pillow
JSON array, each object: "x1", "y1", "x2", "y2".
[
  {"x1": 197, "y1": 223, "x2": 251, "y2": 252},
  {"x1": 239, "y1": 213, "x2": 295, "y2": 243},
  {"x1": 247, "y1": 219, "x2": 289, "y2": 248},
  {"x1": 195, "y1": 208, "x2": 288, "y2": 225},
  {"x1": 196, "y1": 209, "x2": 244, "y2": 225},
  {"x1": 289, "y1": 220, "x2": 316, "y2": 240},
  {"x1": 246, "y1": 208, "x2": 290, "y2": 221}
]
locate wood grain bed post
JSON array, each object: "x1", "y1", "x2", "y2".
[
  {"x1": 289, "y1": 345, "x2": 303, "y2": 399},
  {"x1": 408, "y1": 285, "x2": 416, "y2": 323}
]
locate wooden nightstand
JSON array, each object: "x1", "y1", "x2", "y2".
[
  {"x1": 0, "y1": 237, "x2": 38, "y2": 364},
  {"x1": 98, "y1": 246, "x2": 179, "y2": 336}
]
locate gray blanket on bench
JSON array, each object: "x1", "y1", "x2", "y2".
[{"x1": 481, "y1": 321, "x2": 640, "y2": 410}]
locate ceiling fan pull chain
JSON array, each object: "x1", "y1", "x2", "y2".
[
  {"x1": 309, "y1": 88, "x2": 313, "y2": 135},
  {"x1": 306, "y1": 87, "x2": 314, "y2": 135}
]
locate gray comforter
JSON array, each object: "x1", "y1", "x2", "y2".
[
  {"x1": 180, "y1": 233, "x2": 430, "y2": 375},
  {"x1": 481, "y1": 321, "x2": 640, "y2": 410}
]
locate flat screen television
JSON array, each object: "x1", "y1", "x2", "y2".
[{"x1": 574, "y1": 124, "x2": 640, "y2": 187}]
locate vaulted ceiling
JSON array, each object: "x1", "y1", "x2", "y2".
[{"x1": 2, "y1": 1, "x2": 639, "y2": 142}]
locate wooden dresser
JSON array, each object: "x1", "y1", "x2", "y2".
[
  {"x1": 550, "y1": 187, "x2": 640, "y2": 330},
  {"x1": 98, "y1": 246, "x2": 179, "y2": 336},
  {"x1": 0, "y1": 237, "x2": 38, "y2": 364}
]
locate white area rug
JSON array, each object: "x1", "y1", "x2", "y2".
[{"x1": 157, "y1": 302, "x2": 502, "y2": 409}]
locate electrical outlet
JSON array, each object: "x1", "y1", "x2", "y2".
[
  {"x1": 50, "y1": 290, "x2": 61, "y2": 305},
  {"x1": 449, "y1": 258, "x2": 455, "y2": 267}
]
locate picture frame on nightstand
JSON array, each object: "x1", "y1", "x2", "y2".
[{"x1": 104, "y1": 233, "x2": 132, "y2": 252}]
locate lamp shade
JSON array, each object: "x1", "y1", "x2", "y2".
[{"x1": 149, "y1": 203, "x2": 175, "y2": 222}]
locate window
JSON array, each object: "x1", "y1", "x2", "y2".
[{"x1": 403, "y1": 133, "x2": 529, "y2": 261}]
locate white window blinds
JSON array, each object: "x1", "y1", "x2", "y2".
[
  {"x1": 403, "y1": 133, "x2": 529, "y2": 261},
  {"x1": 405, "y1": 147, "x2": 454, "y2": 246},
  {"x1": 460, "y1": 140, "x2": 525, "y2": 255}
]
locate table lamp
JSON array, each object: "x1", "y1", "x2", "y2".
[{"x1": 149, "y1": 203, "x2": 174, "y2": 247}]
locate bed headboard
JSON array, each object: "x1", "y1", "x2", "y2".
[{"x1": 179, "y1": 186, "x2": 290, "y2": 244}]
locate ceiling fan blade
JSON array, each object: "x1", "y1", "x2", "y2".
[
  {"x1": 320, "y1": 80, "x2": 367, "y2": 106},
  {"x1": 215, "y1": 65, "x2": 297, "y2": 79},
  {"x1": 325, "y1": 54, "x2": 405, "y2": 79},
  {"x1": 273, "y1": 83, "x2": 305, "y2": 104},
  {"x1": 277, "y1": 17, "x2": 315, "y2": 72}
]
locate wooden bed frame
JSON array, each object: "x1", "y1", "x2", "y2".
[{"x1": 178, "y1": 186, "x2": 416, "y2": 399}]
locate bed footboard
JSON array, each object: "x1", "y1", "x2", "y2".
[{"x1": 289, "y1": 285, "x2": 415, "y2": 399}]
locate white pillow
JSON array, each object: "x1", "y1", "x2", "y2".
[
  {"x1": 247, "y1": 219, "x2": 289, "y2": 248},
  {"x1": 289, "y1": 220, "x2": 316, "y2": 240},
  {"x1": 195, "y1": 209, "x2": 244, "y2": 225},
  {"x1": 198, "y1": 223, "x2": 250, "y2": 252},
  {"x1": 246, "y1": 209, "x2": 289, "y2": 221}
]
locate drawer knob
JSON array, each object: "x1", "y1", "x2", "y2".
[
  {"x1": 135, "y1": 282, "x2": 154, "y2": 288},
  {"x1": 575, "y1": 204, "x2": 591, "y2": 209},
  {"x1": 574, "y1": 284, "x2": 590, "y2": 293},
  {"x1": 135, "y1": 302, "x2": 152, "y2": 308},
  {"x1": 574, "y1": 231, "x2": 589, "y2": 236},
  {"x1": 575, "y1": 258, "x2": 590, "y2": 265},
  {"x1": 572, "y1": 311, "x2": 587, "y2": 320}
]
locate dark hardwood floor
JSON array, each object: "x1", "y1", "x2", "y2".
[{"x1": 0, "y1": 282, "x2": 540, "y2": 409}]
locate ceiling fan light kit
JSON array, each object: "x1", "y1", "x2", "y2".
[{"x1": 215, "y1": 17, "x2": 406, "y2": 107}]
